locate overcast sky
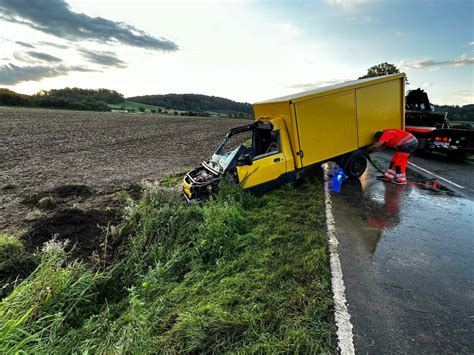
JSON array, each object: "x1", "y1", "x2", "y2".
[{"x1": 0, "y1": 0, "x2": 472, "y2": 105}]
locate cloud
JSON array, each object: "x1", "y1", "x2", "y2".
[
  {"x1": 13, "y1": 51, "x2": 62, "y2": 63},
  {"x1": 78, "y1": 49, "x2": 127, "y2": 68},
  {"x1": 423, "y1": 82, "x2": 433, "y2": 88},
  {"x1": 345, "y1": 16, "x2": 372, "y2": 24},
  {"x1": 286, "y1": 79, "x2": 351, "y2": 91},
  {"x1": 278, "y1": 23, "x2": 301, "y2": 36},
  {"x1": 452, "y1": 90, "x2": 473, "y2": 102},
  {"x1": 399, "y1": 54, "x2": 474, "y2": 69},
  {"x1": 13, "y1": 51, "x2": 62, "y2": 64},
  {"x1": 324, "y1": 0, "x2": 374, "y2": 8},
  {"x1": 38, "y1": 41, "x2": 69, "y2": 49},
  {"x1": 437, "y1": 89, "x2": 474, "y2": 105},
  {"x1": 15, "y1": 41, "x2": 35, "y2": 48},
  {"x1": 0, "y1": 0, "x2": 178, "y2": 51},
  {"x1": 469, "y1": 41, "x2": 474, "y2": 45},
  {"x1": 0, "y1": 63, "x2": 96, "y2": 84},
  {"x1": 394, "y1": 31, "x2": 414, "y2": 38}
]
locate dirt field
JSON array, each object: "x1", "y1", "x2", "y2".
[{"x1": 0, "y1": 107, "x2": 248, "y2": 255}]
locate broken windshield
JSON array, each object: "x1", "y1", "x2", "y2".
[{"x1": 208, "y1": 131, "x2": 253, "y2": 172}]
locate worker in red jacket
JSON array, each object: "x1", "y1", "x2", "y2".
[{"x1": 367, "y1": 129, "x2": 418, "y2": 185}]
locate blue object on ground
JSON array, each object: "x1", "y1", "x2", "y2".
[{"x1": 328, "y1": 167, "x2": 348, "y2": 193}]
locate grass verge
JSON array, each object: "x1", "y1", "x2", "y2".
[{"x1": 0, "y1": 179, "x2": 333, "y2": 353}]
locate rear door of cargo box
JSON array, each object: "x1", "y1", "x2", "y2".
[
  {"x1": 294, "y1": 90, "x2": 358, "y2": 168},
  {"x1": 356, "y1": 77, "x2": 404, "y2": 147}
]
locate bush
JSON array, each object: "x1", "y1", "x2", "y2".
[{"x1": 0, "y1": 235, "x2": 36, "y2": 279}]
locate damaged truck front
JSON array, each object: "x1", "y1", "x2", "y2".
[
  {"x1": 183, "y1": 73, "x2": 406, "y2": 200},
  {"x1": 183, "y1": 120, "x2": 281, "y2": 200}
]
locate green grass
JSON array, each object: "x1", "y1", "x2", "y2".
[
  {"x1": 0, "y1": 179, "x2": 333, "y2": 353},
  {"x1": 108, "y1": 101, "x2": 165, "y2": 111},
  {"x1": 159, "y1": 170, "x2": 190, "y2": 187},
  {"x1": 0, "y1": 234, "x2": 37, "y2": 298}
]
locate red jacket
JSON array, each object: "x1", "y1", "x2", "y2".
[{"x1": 379, "y1": 129, "x2": 416, "y2": 149}]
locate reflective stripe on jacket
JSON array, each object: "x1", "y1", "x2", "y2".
[{"x1": 380, "y1": 129, "x2": 416, "y2": 149}]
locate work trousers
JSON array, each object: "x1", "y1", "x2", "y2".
[
  {"x1": 384, "y1": 152, "x2": 410, "y2": 182},
  {"x1": 383, "y1": 140, "x2": 417, "y2": 183}
]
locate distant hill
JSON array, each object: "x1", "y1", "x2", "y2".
[
  {"x1": 127, "y1": 93, "x2": 253, "y2": 116},
  {"x1": 44, "y1": 87, "x2": 124, "y2": 104},
  {"x1": 433, "y1": 103, "x2": 474, "y2": 122},
  {"x1": 0, "y1": 88, "x2": 253, "y2": 117}
]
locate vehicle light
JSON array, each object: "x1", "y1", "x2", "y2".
[{"x1": 435, "y1": 137, "x2": 451, "y2": 142}]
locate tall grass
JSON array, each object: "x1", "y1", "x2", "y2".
[{"x1": 0, "y1": 179, "x2": 333, "y2": 353}]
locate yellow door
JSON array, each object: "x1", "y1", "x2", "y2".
[{"x1": 236, "y1": 151, "x2": 287, "y2": 189}]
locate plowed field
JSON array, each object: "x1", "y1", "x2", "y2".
[{"x1": 0, "y1": 107, "x2": 248, "y2": 249}]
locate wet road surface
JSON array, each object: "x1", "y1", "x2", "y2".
[
  {"x1": 410, "y1": 151, "x2": 474, "y2": 198},
  {"x1": 331, "y1": 164, "x2": 474, "y2": 353}
]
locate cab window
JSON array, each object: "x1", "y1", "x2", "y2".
[{"x1": 253, "y1": 129, "x2": 280, "y2": 159}]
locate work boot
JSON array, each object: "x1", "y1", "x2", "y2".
[{"x1": 392, "y1": 178, "x2": 407, "y2": 185}]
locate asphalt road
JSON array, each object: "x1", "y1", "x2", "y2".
[
  {"x1": 409, "y1": 151, "x2": 474, "y2": 198},
  {"x1": 330, "y1": 153, "x2": 474, "y2": 353}
]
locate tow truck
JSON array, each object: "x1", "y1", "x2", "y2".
[{"x1": 405, "y1": 88, "x2": 474, "y2": 160}]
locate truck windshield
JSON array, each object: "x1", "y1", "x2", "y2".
[{"x1": 209, "y1": 131, "x2": 253, "y2": 172}]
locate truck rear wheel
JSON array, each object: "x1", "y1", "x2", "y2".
[{"x1": 341, "y1": 152, "x2": 368, "y2": 178}]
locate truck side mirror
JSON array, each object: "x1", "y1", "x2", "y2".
[
  {"x1": 244, "y1": 154, "x2": 253, "y2": 165},
  {"x1": 237, "y1": 154, "x2": 253, "y2": 166}
]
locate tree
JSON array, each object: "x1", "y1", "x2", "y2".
[
  {"x1": 359, "y1": 62, "x2": 409, "y2": 84},
  {"x1": 359, "y1": 62, "x2": 400, "y2": 79}
]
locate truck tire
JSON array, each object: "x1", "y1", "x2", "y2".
[{"x1": 341, "y1": 151, "x2": 368, "y2": 178}]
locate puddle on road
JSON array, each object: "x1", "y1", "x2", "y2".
[{"x1": 330, "y1": 166, "x2": 474, "y2": 353}]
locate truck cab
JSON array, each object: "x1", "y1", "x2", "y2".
[{"x1": 183, "y1": 118, "x2": 295, "y2": 200}]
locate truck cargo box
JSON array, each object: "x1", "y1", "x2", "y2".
[{"x1": 253, "y1": 74, "x2": 405, "y2": 169}]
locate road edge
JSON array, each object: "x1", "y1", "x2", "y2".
[{"x1": 323, "y1": 165, "x2": 355, "y2": 355}]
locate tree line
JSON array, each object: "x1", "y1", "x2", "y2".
[
  {"x1": 127, "y1": 93, "x2": 253, "y2": 116},
  {"x1": 0, "y1": 88, "x2": 123, "y2": 111}
]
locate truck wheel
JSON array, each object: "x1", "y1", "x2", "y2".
[{"x1": 342, "y1": 153, "x2": 368, "y2": 178}]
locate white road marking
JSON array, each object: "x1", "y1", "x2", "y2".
[
  {"x1": 408, "y1": 162, "x2": 465, "y2": 189},
  {"x1": 323, "y1": 165, "x2": 355, "y2": 355}
]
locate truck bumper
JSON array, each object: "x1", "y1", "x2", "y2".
[{"x1": 182, "y1": 166, "x2": 221, "y2": 201}]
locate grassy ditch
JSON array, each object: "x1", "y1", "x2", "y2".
[{"x1": 0, "y1": 179, "x2": 333, "y2": 353}]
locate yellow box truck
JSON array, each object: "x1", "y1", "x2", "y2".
[{"x1": 183, "y1": 73, "x2": 405, "y2": 200}]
